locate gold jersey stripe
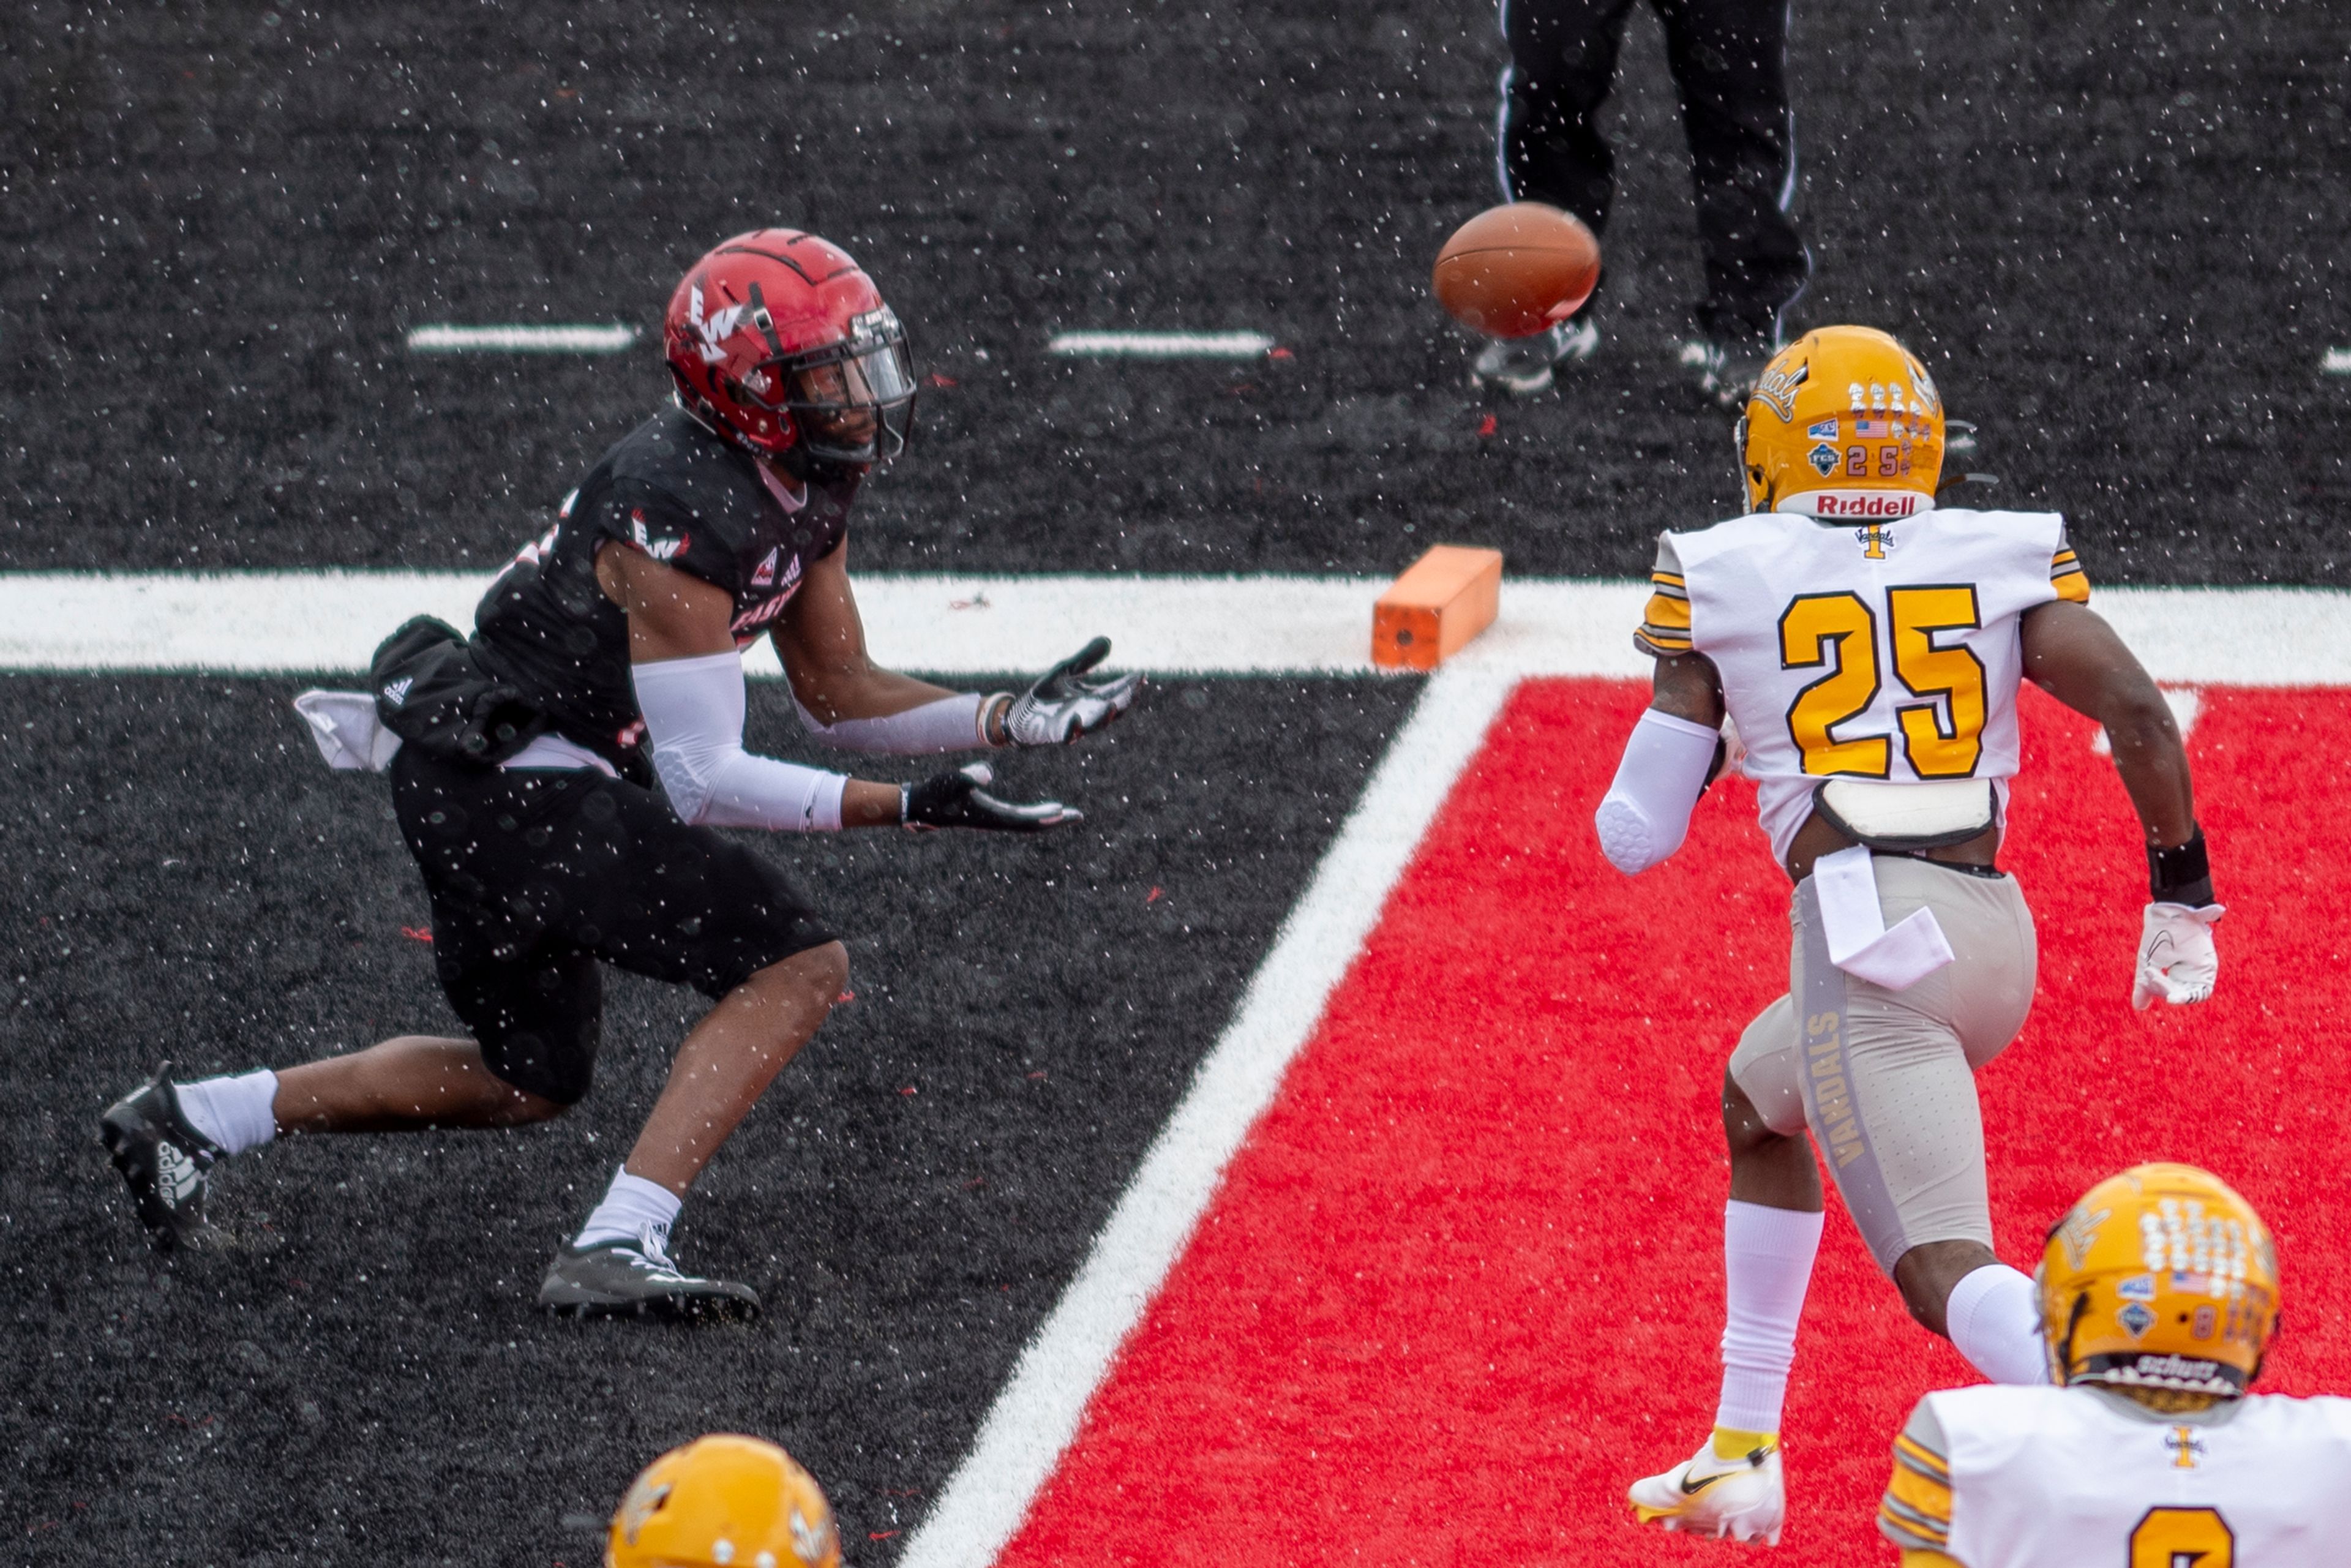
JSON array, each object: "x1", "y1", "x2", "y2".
[
  {"x1": 1892, "y1": 1433, "x2": 1951, "y2": 1484},
  {"x1": 1651, "y1": 569, "x2": 1687, "y2": 588},
  {"x1": 1643, "y1": 591, "x2": 1692, "y2": 629},
  {"x1": 1884, "y1": 1458, "x2": 1953, "y2": 1532},
  {"x1": 1633, "y1": 629, "x2": 1693, "y2": 657},
  {"x1": 1878, "y1": 1499, "x2": 1951, "y2": 1550},
  {"x1": 2050, "y1": 549, "x2": 2091, "y2": 604}
]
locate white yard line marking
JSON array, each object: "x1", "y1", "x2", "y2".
[
  {"x1": 1046, "y1": 330, "x2": 1276, "y2": 359},
  {"x1": 0, "y1": 573, "x2": 2344, "y2": 683},
  {"x1": 405, "y1": 324, "x2": 639, "y2": 353},
  {"x1": 894, "y1": 662, "x2": 1514, "y2": 1568},
  {"x1": 2323, "y1": 347, "x2": 2351, "y2": 377}
]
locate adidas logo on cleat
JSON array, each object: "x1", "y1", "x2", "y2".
[{"x1": 155, "y1": 1140, "x2": 201, "y2": 1203}]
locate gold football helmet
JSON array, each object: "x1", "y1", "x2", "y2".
[
  {"x1": 607, "y1": 1435, "x2": 841, "y2": 1568},
  {"x1": 2037, "y1": 1163, "x2": 2279, "y2": 1398},
  {"x1": 1737, "y1": 326, "x2": 1946, "y2": 518}
]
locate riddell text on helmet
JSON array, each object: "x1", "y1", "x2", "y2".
[{"x1": 1783, "y1": 490, "x2": 1930, "y2": 518}]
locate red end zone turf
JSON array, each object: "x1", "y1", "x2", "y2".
[{"x1": 1000, "y1": 679, "x2": 2351, "y2": 1567}]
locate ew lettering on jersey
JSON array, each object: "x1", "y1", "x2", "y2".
[{"x1": 628, "y1": 508, "x2": 689, "y2": 561}]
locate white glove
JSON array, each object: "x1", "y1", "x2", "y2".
[
  {"x1": 1003, "y1": 637, "x2": 1140, "y2": 746},
  {"x1": 2133, "y1": 901, "x2": 2223, "y2": 1010}
]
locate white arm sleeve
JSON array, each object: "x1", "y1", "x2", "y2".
[
  {"x1": 1593, "y1": 708, "x2": 1723, "y2": 874},
  {"x1": 632, "y1": 652, "x2": 850, "y2": 832},
  {"x1": 791, "y1": 689, "x2": 1002, "y2": 754}
]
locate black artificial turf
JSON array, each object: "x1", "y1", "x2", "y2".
[
  {"x1": 2, "y1": 0, "x2": 2344, "y2": 1561},
  {"x1": 4, "y1": 0, "x2": 2344, "y2": 584},
  {"x1": 0, "y1": 672, "x2": 1419, "y2": 1564}
]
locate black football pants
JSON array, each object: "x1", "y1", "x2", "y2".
[{"x1": 1498, "y1": 0, "x2": 1809, "y2": 343}]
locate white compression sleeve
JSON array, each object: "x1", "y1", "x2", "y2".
[
  {"x1": 632, "y1": 651, "x2": 850, "y2": 832},
  {"x1": 1593, "y1": 708, "x2": 1722, "y2": 874},
  {"x1": 792, "y1": 689, "x2": 1000, "y2": 754}
]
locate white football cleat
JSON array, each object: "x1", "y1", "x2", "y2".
[{"x1": 1627, "y1": 1437, "x2": 1785, "y2": 1546}]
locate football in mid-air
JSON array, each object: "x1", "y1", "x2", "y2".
[{"x1": 1430, "y1": 202, "x2": 1601, "y2": 339}]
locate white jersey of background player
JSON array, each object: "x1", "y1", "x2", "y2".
[
  {"x1": 1881, "y1": 1163, "x2": 2351, "y2": 1566},
  {"x1": 1592, "y1": 327, "x2": 2226, "y2": 1544}
]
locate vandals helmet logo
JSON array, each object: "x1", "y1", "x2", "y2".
[
  {"x1": 615, "y1": 1478, "x2": 670, "y2": 1547},
  {"x1": 1752, "y1": 362, "x2": 1809, "y2": 422}
]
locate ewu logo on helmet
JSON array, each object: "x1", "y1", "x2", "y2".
[{"x1": 684, "y1": 286, "x2": 748, "y2": 366}]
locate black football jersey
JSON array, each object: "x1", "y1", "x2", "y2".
[{"x1": 471, "y1": 402, "x2": 859, "y2": 778}]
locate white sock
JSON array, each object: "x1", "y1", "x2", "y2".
[
  {"x1": 1714, "y1": 1199, "x2": 1827, "y2": 1435},
  {"x1": 1946, "y1": 1263, "x2": 2049, "y2": 1385},
  {"x1": 173, "y1": 1069, "x2": 280, "y2": 1156},
  {"x1": 572, "y1": 1166, "x2": 683, "y2": 1253}
]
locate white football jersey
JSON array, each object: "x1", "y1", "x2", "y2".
[
  {"x1": 1881, "y1": 1384, "x2": 2351, "y2": 1566},
  {"x1": 1635, "y1": 507, "x2": 2088, "y2": 863}
]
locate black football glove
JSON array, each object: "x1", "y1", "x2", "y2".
[
  {"x1": 901, "y1": 763, "x2": 1079, "y2": 833},
  {"x1": 1002, "y1": 637, "x2": 1141, "y2": 746}
]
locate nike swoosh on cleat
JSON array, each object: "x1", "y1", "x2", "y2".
[{"x1": 1679, "y1": 1469, "x2": 1736, "y2": 1498}]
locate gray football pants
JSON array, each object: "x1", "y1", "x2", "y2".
[{"x1": 1728, "y1": 855, "x2": 2038, "y2": 1273}]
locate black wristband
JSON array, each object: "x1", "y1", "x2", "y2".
[{"x1": 2148, "y1": 825, "x2": 2213, "y2": 907}]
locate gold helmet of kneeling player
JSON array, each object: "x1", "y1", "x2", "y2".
[
  {"x1": 607, "y1": 1434, "x2": 841, "y2": 1568},
  {"x1": 1738, "y1": 325, "x2": 1946, "y2": 520},
  {"x1": 2036, "y1": 1162, "x2": 2279, "y2": 1401}
]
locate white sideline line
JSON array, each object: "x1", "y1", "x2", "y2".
[
  {"x1": 405, "y1": 324, "x2": 639, "y2": 353},
  {"x1": 1046, "y1": 330, "x2": 1275, "y2": 359},
  {"x1": 894, "y1": 663, "x2": 1514, "y2": 1568},
  {"x1": 1, "y1": 572, "x2": 2345, "y2": 683},
  {"x1": 2324, "y1": 347, "x2": 2351, "y2": 376}
]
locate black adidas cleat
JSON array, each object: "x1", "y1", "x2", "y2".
[
  {"x1": 99, "y1": 1064, "x2": 225, "y2": 1253},
  {"x1": 537, "y1": 1231, "x2": 761, "y2": 1322}
]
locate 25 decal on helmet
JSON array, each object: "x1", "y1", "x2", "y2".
[{"x1": 664, "y1": 229, "x2": 918, "y2": 468}]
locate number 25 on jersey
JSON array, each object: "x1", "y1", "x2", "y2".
[{"x1": 1779, "y1": 586, "x2": 1985, "y2": 779}]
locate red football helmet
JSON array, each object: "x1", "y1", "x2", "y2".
[{"x1": 663, "y1": 229, "x2": 917, "y2": 467}]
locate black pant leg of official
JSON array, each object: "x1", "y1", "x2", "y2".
[
  {"x1": 1497, "y1": 0, "x2": 1644, "y2": 235},
  {"x1": 1654, "y1": 0, "x2": 1809, "y2": 342}
]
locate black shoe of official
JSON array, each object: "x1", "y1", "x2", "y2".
[
  {"x1": 1472, "y1": 317, "x2": 1601, "y2": 397},
  {"x1": 99, "y1": 1063, "x2": 226, "y2": 1253},
  {"x1": 1680, "y1": 335, "x2": 1779, "y2": 412},
  {"x1": 537, "y1": 1230, "x2": 762, "y2": 1322}
]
